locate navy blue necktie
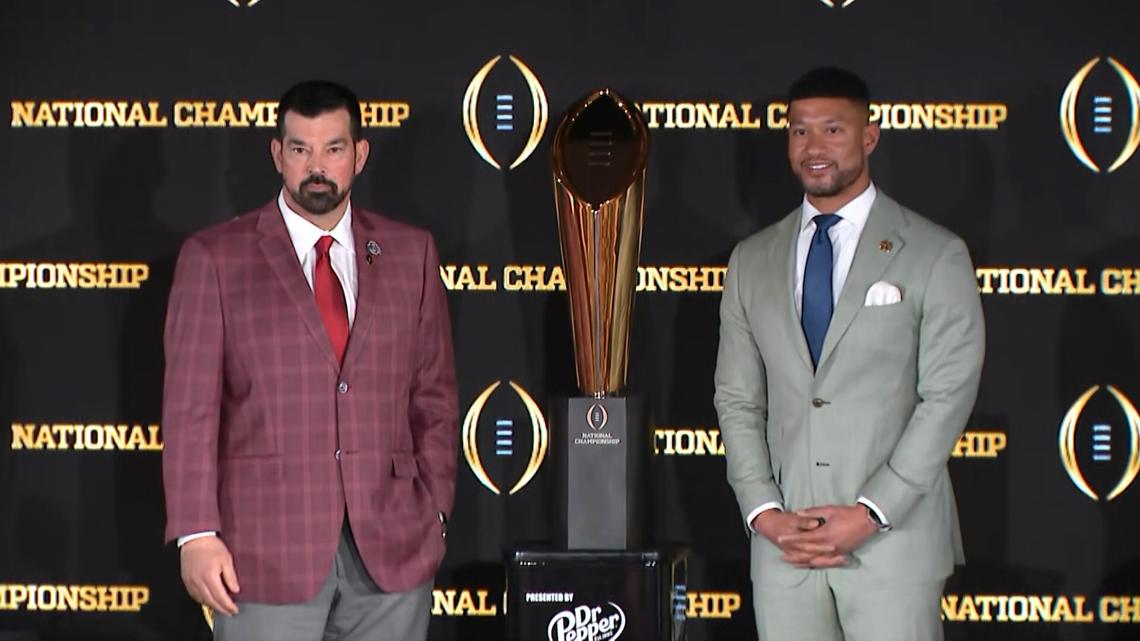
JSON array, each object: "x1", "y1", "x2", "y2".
[{"x1": 802, "y1": 214, "x2": 841, "y2": 369}]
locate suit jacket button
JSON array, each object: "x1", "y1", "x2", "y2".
[
  {"x1": 338, "y1": 381, "x2": 349, "y2": 394},
  {"x1": 812, "y1": 398, "x2": 825, "y2": 408},
  {"x1": 335, "y1": 448, "x2": 342, "y2": 461}
]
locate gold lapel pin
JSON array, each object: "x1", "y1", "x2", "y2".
[{"x1": 879, "y1": 240, "x2": 893, "y2": 253}]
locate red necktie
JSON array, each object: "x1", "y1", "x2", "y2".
[{"x1": 313, "y1": 236, "x2": 349, "y2": 365}]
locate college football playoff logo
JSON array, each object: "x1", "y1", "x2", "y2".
[
  {"x1": 462, "y1": 54, "x2": 548, "y2": 170},
  {"x1": 462, "y1": 380, "x2": 549, "y2": 495},
  {"x1": 1058, "y1": 385, "x2": 1140, "y2": 501},
  {"x1": 1060, "y1": 57, "x2": 1140, "y2": 173}
]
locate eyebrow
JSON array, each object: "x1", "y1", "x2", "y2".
[
  {"x1": 283, "y1": 136, "x2": 350, "y2": 146},
  {"x1": 789, "y1": 116, "x2": 849, "y2": 125}
]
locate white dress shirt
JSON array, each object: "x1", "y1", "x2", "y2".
[
  {"x1": 177, "y1": 191, "x2": 358, "y2": 548},
  {"x1": 746, "y1": 183, "x2": 891, "y2": 533},
  {"x1": 277, "y1": 191, "x2": 359, "y2": 327}
]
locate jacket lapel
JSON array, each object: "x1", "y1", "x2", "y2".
[
  {"x1": 775, "y1": 209, "x2": 814, "y2": 373},
  {"x1": 816, "y1": 193, "x2": 906, "y2": 370},
  {"x1": 343, "y1": 212, "x2": 378, "y2": 370},
  {"x1": 342, "y1": 210, "x2": 400, "y2": 373},
  {"x1": 256, "y1": 202, "x2": 340, "y2": 371}
]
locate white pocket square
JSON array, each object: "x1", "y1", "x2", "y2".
[{"x1": 864, "y1": 281, "x2": 903, "y2": 306}]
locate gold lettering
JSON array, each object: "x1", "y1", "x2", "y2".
[
  {"x1": 767, "y1": 102, "x2": 787, "y2": 129},
  {"x1": 1099, "y1": 596, "x2": 1120, "y2": 623},
  {"x1": 654, "y1": 428, "x2": 724, "y2": 456},
  {"x1": 686, "y1": 592, "x2": 742, "y2": 619},
  {"x1": 432, "y1": 589, "x2": 458, "y2": 615},
  {"x1": 173, "y1": 101, "x2": 194, "y2": 127},
  {"x1": 10, "y1": 101, "x2": 36, "y2": 127},
  {"x1": 941, "y1": 594, "x2": 960, "y2": 621},
  {"x1": 641, "y1": 103, "x2": 664, "y2": 128},
  {"x1": 431, "y1": 589, "x2": 497, "y2": 617},
  {"x1": 695, "y1": 103, "x2": 719, "y2": 128},
  {"x1": 36, "y1": 102, "x2": 60, "y2": 126},
  {"x1": 52, "y1": 424, "x2": 72, "y2": 450},
  {"x1": 960, "y1": 594, "x2": 980, "y2": 621},
  {"x1": 0, "y1": 585, "x2": 148, "y2": 612},
  {"x1": 239, "y1": 102, "x2": 274, "y2": 127},
  {"x1": 951, "y1": 430, "x2": 1007, "y2": 458},
  {"x1": 640, "y1": 266, "x2": 668, "y2": 292},
  {"x1": 33, "y1": 427, "x2": 56, "y2": 449},
  {"x1": 1102, "y1": 268, "x2": 1140, "y2": 295},
  {"x1": 718, "y1": 103, "x2": 740, "y2": 129},
  {"x1": 10, "y1": 424, "x2": 35, "y2": 449},
  {"x1": 216, "y1": 102, "x2": 239, "y2": 127},
  {"x1": 738, "y1": 103, "x2": 762, "y2": 129}
]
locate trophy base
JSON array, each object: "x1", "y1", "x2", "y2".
[
  {"x1": 552, "y1": 395, "x2": 649, "y2": 550},
  {"x1": 505, "y1": 547, "x2": 688, "y2": 641}
]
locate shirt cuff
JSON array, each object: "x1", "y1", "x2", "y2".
[
  {"x1": 857, "y1": 496, "x2": 891, "y2": 530},
  {"x1": 177, "y1": 531, "x2": 217, "y2": 547},
  {"x1": 746, "y1": 501, "x2": 785, "y2": 533}
]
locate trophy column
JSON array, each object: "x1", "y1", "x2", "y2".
[{"x1": 549, "y1": 88, "x2": 650, "y2": 551}]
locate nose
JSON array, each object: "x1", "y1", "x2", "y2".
[
  {"x1": 306, "y1": 150, "x2": 326, "y2": 176},
  {"x1": 802, "y1": 130, "x2": 824, "y2": 155}
]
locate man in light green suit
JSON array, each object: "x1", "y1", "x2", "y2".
[{"x1": 714, "y1": 67, "x2": 984, "y2": 641}]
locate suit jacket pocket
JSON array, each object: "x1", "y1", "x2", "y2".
[
  {"x1": 852, "y1": 301, "x2": 918, "y2": 350},
  {"x1": 858, "y1": 300, "x2": 915, "y2": 324},
  {"x1": 382, "y1": 452, "x2": 429, "y2": 518}
]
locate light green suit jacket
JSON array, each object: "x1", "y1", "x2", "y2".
[{"x1": 714, "y1": 191, "x2": 984, "y2": 589}]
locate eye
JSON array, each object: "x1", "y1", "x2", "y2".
[
  {"x1": 826, "y1": 126, "x2": 841, "y2": 134},
  {"x1": 290, "y1": 146, "x2": 307, "y2": 155}
]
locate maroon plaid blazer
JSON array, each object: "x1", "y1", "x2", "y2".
[{"x1": 162, "y1": 200, "x2": 458, "y2": 603}]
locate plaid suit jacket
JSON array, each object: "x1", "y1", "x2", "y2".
[{"x1": 162, "y1": 199, "x2": 458, "y2": 603}]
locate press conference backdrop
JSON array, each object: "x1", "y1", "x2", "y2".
[{"x1": 2, "y1": 1, "x2": 1139, "y2": 639}]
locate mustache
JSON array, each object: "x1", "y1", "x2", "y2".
[{"x1": 301, "y1": 175, "x2": 338, "y2": 190}]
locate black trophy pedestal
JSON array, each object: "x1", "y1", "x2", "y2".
[
  {"x1": 506, "y1": 548, "x2": 688, "y2": 641},
  {"x1": 552, "y1": 396, "x2": 649, "y2": 550}
]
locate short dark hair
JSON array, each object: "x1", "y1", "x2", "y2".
[
  {"x1": 788, "y1": 67, "x2": 870, "y2": 110},
  {"x1": 276, "y1": 80, "x2": 363, "y2": 141}
]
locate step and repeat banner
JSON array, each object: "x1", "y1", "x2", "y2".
[{"x1": 2, "y1": 1, "x2": 1139, "y2": 640}]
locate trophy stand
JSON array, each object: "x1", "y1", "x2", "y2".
[
  {"x1": 552, "y1": 396, "x2": 648, "y2": 550},
  {"x1": 506, "y1": 89, "x2": 687, "y2": 641}
]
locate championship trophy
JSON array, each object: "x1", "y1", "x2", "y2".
[
  {"x1": 506, "y1": 89, "x2": 686, "y2": 641},
  {"x1": 549, "y1": 88, "x2": 649, "y2": 550}
]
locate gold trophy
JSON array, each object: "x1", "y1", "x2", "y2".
[
  {"x1": 550, "y1": 89, "x2": 649, "y2": 550},
  {"x1": 551, "y1": 89, "x2": 649, "y2": 397}
]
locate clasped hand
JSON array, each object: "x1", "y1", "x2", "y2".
[{"x1": 751, "y1": 504, "x2": 878, "y2": 569}]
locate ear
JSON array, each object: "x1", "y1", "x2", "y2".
[
  {"x1": 270, "y1": 138, "x2": 284, "y2": 174},
  {"x1": 354, "y1": 138, "x2": 370, "y2": 176},
  {"x1": 863, "y1": 121, "x2": 881, "y2": 157}
]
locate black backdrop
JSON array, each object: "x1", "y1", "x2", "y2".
[{"x1": 2, "y1": 1, "x2": 1140, "y2": 639}]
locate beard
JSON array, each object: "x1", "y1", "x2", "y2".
[
  {"x1": 288, "y1": 174, "x2": 350, "y2": 216},
  {"x1": 798, "y1": 158, "x2": 864, "y2": 199}
]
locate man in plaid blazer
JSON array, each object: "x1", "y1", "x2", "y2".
[{"x1": 162, "y1": 80, "x2": 459, "y2": 641}]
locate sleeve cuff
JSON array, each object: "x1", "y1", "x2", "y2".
[
  {"x1": 177, "y1": 531, "x2": 217, "y2": 547},
  {"x1": 745, "y1": 501, "x2": 784, "y2": 534},
  {"x1": 857, "y1": 496, "x2": 892, "y2": 531}
]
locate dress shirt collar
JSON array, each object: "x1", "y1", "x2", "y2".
[
  {"x1": 277, "y1": 190, "x2": 355, "y2": 263},
  {"x1": 799, "y1": 182, "x2": 877, "y2": 232}
]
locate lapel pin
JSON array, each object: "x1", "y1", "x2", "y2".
[
  {"x1": 365, "y1": 240, "x2": 381, "y2": 264},
  {"x1": 879, "y1": 239, "x2": 893, "y2": 253}
]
